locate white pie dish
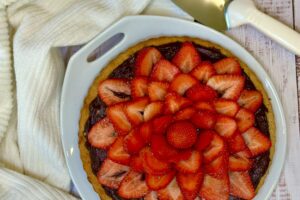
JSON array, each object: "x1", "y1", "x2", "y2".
[{"x1": 60, "y1": 15, "x2": 286, "y2": 200}]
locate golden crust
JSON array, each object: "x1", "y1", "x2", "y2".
[{"x1": 78, "y1": 37, "x2": 275, "y2": 199}]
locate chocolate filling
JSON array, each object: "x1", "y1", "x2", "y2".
[{"x1": 84, "y1": 42, "x2": 270, "y2": 200}]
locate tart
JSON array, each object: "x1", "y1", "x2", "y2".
[{"x1": 79, "y1": 37, "x2": 275, "y2": 200}]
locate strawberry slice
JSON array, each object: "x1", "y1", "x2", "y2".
[
  {"x1": 97, "y1": 159, "x2": 130, "y2": 189},
  {"x1": 191, "y1": 110, "x2": 216, "y2": 129},
  {"x1": 191, "y1": 61, "x2": 216, "y2": 83},
  {"x1": 174, "y1": 107, "x2": 196, "y2": 121},
  {"x1": 145, "y1": 191, "x2": 158, "y2": 200},
  {"x1": 186, "y1": 84, "x2": 217, "y2": 102},
  {"x1": 195, "y1": 130, "x2": 215, "y2": 151},
  {"x1": 98, "y1": 79, "x2": 131, "y2": 106},
  {"x1": 148, "y1": 81, "x2": 169, "y2": 101},
  {"x1": 164, "y1": 93, "x2": 192, "y2": 114},
  {"x1": 130, "y1": 154, "x2": 144, "y2": 173},
  {"x1": 194, "y1": 101, "x2": 215, "y2": 112},
  {"x1": 139, "y1": 121, "x2": 152, "y2": 142},
  {"x1": 107, "y1": 103, "x2": 131, "y2": 135},
  {"x1": 157, "y1": 178, "x2": 184, "y2": 200},
  {"x1": 168, "y1": 150, "x2": 192, "y2": 163},
  {"x1": 170, "y1": 74, "x2": 198, "y2": 95},
  {"x1": 238, "y1": 90, "x2": 263, "y2": 112},
  {"x1": 131, "y1": 77, "x2": 148, "y2": 98},
  {"x1": 150, "y1": 135, "x2": 178, "y2": 160},
  {"x1": 229, "y1": 171, "x2": 255, "y2": 199},
  {"x1": 207, "y1": 75, "x2": 245, "y2": 100},
  {"x1": 135, "y1": 47, "x2": 162, "y2": 76},
  {"x1": 118, "y1": 170, "x2": 149, "y2": 198},
  {"x1": 172, "y1": 42, "x2": 201, "y2": 73},
  {"x1": 199, "y1": 174, "x2": 229, "y2": 200},
  {"x1": 125, "y1": 97, "x2": 149, "y2": 125},
  {"x1": 235, "y1": 108, "x2": 255, "y2": 132},
  {"x1": 203, "y1": 134, "x2": 226, "y2": 163},
  {"x1": 124, "y1": 129, "x2": 146, "y2": 154},
  {"x1": 152, "y1": 115, "x2": 174, "y2": 135},
  {"x1": 204, "y1": 154, "x2": 228, "y2": 178},
  {"x1": 151, "y1": 59, "x2": 180, "y2": 82},
  {"x1": 176, "y1": 151, "x2": 202, "y2": 173},
  {"x1": 177, "y1": 171, "x2": 204, "y2": 200},
  {"x1": 144, "y1": 101, "x2": 164, "y2": 121},
  {"x1": 227, "y1": 131, "x2": 247, "y2": 154},
  {"x1": 166, "y1": 121, "x2": 197, "y2": 149},
  {"x1": 213, "y1": 57, "x2": 241, "y2": 75},
  {"x1": 242, "y1": 127, "x2": 271, "y2": 157},
  {"x1": 88, "y1": 117, "x2": 117, "y2": 149},
  {"x1": 229, "y1": 150, "x2": 253, "y2": 171},
  {"x1": 213, "y1": 99, "x2": 239, "y2": 117},
  {"x1": 214, "y1": 115, "x2": 237, "y2": 138},
  {"x1": 146, "y1": 171, "x2": 176, "y2": 190},
  {"x1": 108, "y1": 137, "x2": 131, "y2": 165}
]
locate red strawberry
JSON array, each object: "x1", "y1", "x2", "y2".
[
  {"x1": 242, "y1": 127, "x2": 271, "y2": 157},
  {"x1": 195, "y1": 130, "x2": 215, "y2": 151},
  {"x1": 151, "y1": 135, "x2": 178, "y2": 160},
  {"x1": 204, "y1": 154, "x2": 228, "y2": 178},
  {"x1": 125, "y1": 97, "x2": 149, "y2": 126},
  {"x1": 145, "y1": 191, "x2": 158, "y2": 200},
  {"x1": 130, "y1": 154, "x2": 144, "y2": 172},
  {"x1": 191, "y1": 61, "x2": 216, "y2": 83},
  {"x1": 131, "y1": 77, "x2": 148, "y2": 98},
  {"x1": 177, "y1": 171, "x2": 204, "y2": 200},
  {"x1": 107, "y1": 103, "x2": 131, "y2": 135},
  {"x1": 157, "y1": 178, "x2": 184, "y2": 200},
  {"x1": 203, "y1": 134, "x2": 226, "y2": 163},
  {"x1": 207, "y1": 75, "x2": 245, "y2": 100},
  {"x1": 164, "y1": 93, "x2": 192, "y2": 114},
  {"x1": 151, "y1": 59, "x2": 180, "y2": 82},
  {"x1": 146, "y1": 171, "x2": 176, "y2": 190},
  {"x1": 194, "y1": 101, "x2": 215, "y2": 112},
  {"x1": 168, "y1": 150, "x2": 192, "y2": 163},
  {"x1": 172, "y1": 42, "x2": 201, "y2": 73},
  {"x1": 214, "y1": 115, "x2": 237, "y2": 138},
  {"x1": 213, "y1": 58, "x2": 241, "y2": 75},
  {"x1": 174, "y1": 107, "x2": 196, "y2": 121},
  {"x1": 144, "y1": 101, "x2": 164, "y2": 121},
  {"x1": 186, "y1": 84, "x2": 217, "y2": 102},
  {"x1": 191, "y1": 110, "x2": 216, "y2": 129},
  {"x1": 88, "y1": 117, "x2": 117, "y2": 149},
  {"x1": 139, "y1": 121, "x2": 152, "y2": 142},
  {"x1": 98, "y1": 79, "x2": 131, "y2": 106},
  {"x1": 229, "y1": 151, "x2": 253, "y2": 171},
  {"x1": 229, "y1": 171, "x2": 255, "y2": 199},
  {"x1": 124, "y1": 129, "x2": 146, "y2": 154},
  {"x1": 135, "y1": 47, "x2": 162, "y2": 76},
  {"x1": 238, "y1": 90, "x2": 263, "y2": 112},
  {"x1": 199, "y1": 174, "x2": 229, "y2": 200},
  {"x1": 176, "y1": 151, "x2": 202, "y2": 173},
  {"x1": 166, "y1": 121, "x2": 197, "y2": 149},
  {"x1": 235, "y1": 108, "x2": 255, "y2": 132},
  {"x1": 227, "y1": 131, "x2": 247, "y2": 153},
  {"x1": 170, "y1": 74, "x2": 198, "y2": 95},
  {"x1": 152, "y1": 115, "x2": 174, "y2": 135},
  {"x1": 148, "y1": 81, "x2": 169, "y2": 101},
  {"x1": 118, "y1": 170, "x2": 149, "y2": 198},
  {"x1": 108, "y1": 137, "x2": 131, "y2": 165},
  {"x1": 97, "y1": 159, "x2": 130, "y2": 189},
  {"x1": 213, "y1": 99, "x2": 239, "y2": 117}
]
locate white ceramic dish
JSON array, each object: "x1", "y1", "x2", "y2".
[{"x1": 60, "y1": 16, "x2": 286, "y2": 200}]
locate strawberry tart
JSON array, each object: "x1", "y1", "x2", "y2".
[{"x1": 78, "y1": 37, "x2": 275, "y2": 200}]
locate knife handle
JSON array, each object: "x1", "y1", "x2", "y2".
[{"x1": 226, "y1": 0, "x2": 300, "y2": 55}]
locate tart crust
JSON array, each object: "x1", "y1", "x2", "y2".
[{"x1": 78, "y1": 37, "x2": 275, "y2": 199}]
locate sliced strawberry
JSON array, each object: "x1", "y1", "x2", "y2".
[
  {"x1": 131, "y1": 77, "x2": 148, "y2": 98},
  {"x1": 170, "y1": 74, "x2": 198, "y2": 95},
  {"x1": 207, "y1": 75, "x2": 245, "y2": 100},
  {"x1": 227, "y1": 131, "x2": 247, "y2": 154},
  {"x1": 214, "y1": 115, "x2": 237, "y2": 138},
  {"x1": 130, "y1": 154, "x2": 144, "y2": 173},
  {"x1": 194, "y1": 101, "x2": 215, "y2": 112},
  {"x1": 98, "y1": 79, "x2": 131, "y2": 106},
  {"x1": 151, "y1": 135, "x2": 178, "y2": 160},
  {"x1": 146, "y1": 171, "x2": 176, "y2": 190},
  {"x1": 176, "y1": 151, "x2": 202, "y2": 173},
  {"x1": 213, "y1": 99, "x2": 239, "y2": 117},
  {"x1": 145, "y1": 191, "x2": 158, "y2": 200},
  {"x1": 199, "y1": 174, "x2": 229, "y2": 200},
  {"x1": 195, "y1": 130, "x2": 215, "y2": 151},
  {"x1": 88, "y1": 117, "x2": 117, "y2": 149},
  {"x1": 97, "y1": 159, "x2": 130, "y2": 189},
  {"x1": 191, "y1": 110, "x2": 216, "y2": 129},
  {"x1": 174, "y1": 107, "x2": 196, "y2": 121},
  {"x1": 148, "y1": 81, "x2": 169, "y2": 101},
  {"x1": 213, "y1": 57, "x2": 241, "y2": 75},
  {"x1": 186, "y1": 84, "x2": 217, "y2": 102},
  {"x1": 204, "y1": 154, "x2": 228, "y2": 178},
  {"x1": 108, "y1": 137, "x2": 131, "y2": 165},
  {"x1": 151, "y1": 59, "x2": 180, "y2": 82},
  {"x1": 238, "y1": 90, "x2": 263, "y2": 112},
  {"x1": 107, "y1": 103, "x2": 131, "y2": 135},
  {"x1": 203, "y1": 134, "x2": 226, "y2": 163},
  {"x1": 177, "y1": 171, "x2": 204, "y2": 200},
  {"x1": 172, "y1": 42, "x2": 201, "y2": 73},
  {"x1": 125, "y1": 97, "x2": 149, "y2": 126},
  {"x1": 235, "y1": 108, "x2": 255, "y2": 132},
  {"x1": 124, "y1": 129, "x2": 146, "y2": 154},
  {"x1": 229, "y1": 151, "x2": 252, "y2": 171},
  {"x1": 164, "y1": 93, "x2": 192, "y2": 114},
  {"x1": 118, "y1": 170, "x2": 149, "y2": 198},
  {"x1": 135, "y1": 47, "x2": 162, "y2": 76},
  {"x1": 229, "y1": 171, "x2": 255, "y2": 199},
  {"x1": 166, "y1": 121, "x2": 197, "y2": 149},
  {"x1": 144, "y1": 101, "x2": 164, "y2": 121},
  {"x1": 168, "y1": 150, "x2": 192, "y2": 163},
  {"x1": 139, "y1": 121, "x2": 152, "y2": 142},
  {"x1": 242, "y1": 127, "x2": 271, "y2": 157},
  {"x1": 191, "y1": 61, "x2": 216, "y2": 83},
  {"x1": 152, "y1": 115, "x2": 174, "y2": 135},
  {"x1": 157, "y1": 178, "x2": 184, "y2": 200}
]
